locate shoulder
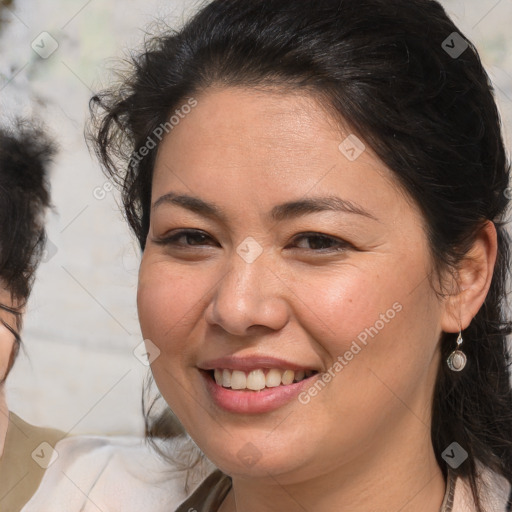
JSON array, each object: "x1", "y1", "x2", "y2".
[
  {"x1": 22, "y1": 434, "x2": 215, "y2": 512},
  {"x1": 0, "y1": 413, "x2": 65, "y2": 511},
  {"x1": 8, "y1": 412, "x2": 64, "y2": 445}
]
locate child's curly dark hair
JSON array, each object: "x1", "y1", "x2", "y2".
[{"x1": 0, "y1": 120, "x2": 54, "y2": 358}]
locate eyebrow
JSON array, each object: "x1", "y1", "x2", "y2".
[
  {"x1": 270, "y1": 196, "x2": 378, "y2": 222},
  {"x1": 152, "y1": 193, "x2": 378, "y2": 223},
  {"x1": 152, "y1": 193, "x2": 229, "y2": 223}
]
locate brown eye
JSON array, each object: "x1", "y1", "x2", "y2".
[
  {"x1": 290, "y1": 233, "x2": 349, "y2": 252},
  {"x1": 155, "y1": 229, "x2": 218, "y2": 248}
]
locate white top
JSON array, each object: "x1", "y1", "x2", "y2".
[
  {"x1": 22, "y1": 435, "x2": 511, "y2": 511},
  {"x1": 448, "y1": 462, "x2": 511, "y2": 511},
  {"x1": 22, "y1": 435, "x2": 214, "y2": 512}
]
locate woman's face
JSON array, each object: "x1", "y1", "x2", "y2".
[{"x1": 138, "y1": 87, "x2": 447, "y2": 482}]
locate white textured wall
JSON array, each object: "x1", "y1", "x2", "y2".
[{"x1": 1, "y1": 0, "x2": 511, "y2": 436}]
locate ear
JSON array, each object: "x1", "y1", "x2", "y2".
[{"x1": 440, "y1": 220, "x2": 498, "y2": 333}]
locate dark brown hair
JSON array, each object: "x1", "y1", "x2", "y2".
[{"x1": 0, "y1": 120, "x2": 54, "y2": 377}]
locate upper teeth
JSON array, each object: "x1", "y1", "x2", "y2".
[{"x1": 213, "y1": 368, "x2": 313, "y2": 391}]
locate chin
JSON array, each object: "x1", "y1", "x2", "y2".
[{"x1": 190, "y1": 430, "x2": 318, "y2": 482}]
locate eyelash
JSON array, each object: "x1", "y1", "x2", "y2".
[{"x1": 154, "y1": 229, "x2": 350, "y2": 253}]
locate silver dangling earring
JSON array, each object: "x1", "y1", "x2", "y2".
[{"x1": 447, "y1": 331, "x2": 467, "y2": 371}]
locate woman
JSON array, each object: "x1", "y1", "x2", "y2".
[
  {"x1": 90, "y1": 0, "x2": 512, "y2": 510},
  {"x1": 0, "y1": 122, "x2": 64, "y2": 510}
]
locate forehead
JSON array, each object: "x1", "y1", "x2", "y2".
[
  {"x1": 151, "y1": 86, "x2": 418, "y2": 225},
  {"x1": 165, "y1": 86, "x2": 341, "y2": 152},
  {"x1": 155, "y1": 87, "x2": 371, "y2": 180}
]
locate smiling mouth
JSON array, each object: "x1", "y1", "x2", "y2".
[{"x1": 207, "y1": 368, "x2": 319, "y2": 391}]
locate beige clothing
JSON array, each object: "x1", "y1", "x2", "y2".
[{"x1": 0, "y1": 413, "x2": 64, "y2": 512}]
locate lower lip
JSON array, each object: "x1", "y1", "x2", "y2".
[{"x1": 200, "y1": 370, "x2": 318, "y2": 414}]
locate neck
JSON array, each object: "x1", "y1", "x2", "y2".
[
  {"x1": 0, "y1": 384, "x2": 8, "y2": 458},
  {"x1": 221, "y1": 418, "x2": 446, "y2": 512}
]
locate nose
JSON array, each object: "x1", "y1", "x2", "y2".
[{"x1": 204, "y1": 250, "x2": 290, "y2": 336}]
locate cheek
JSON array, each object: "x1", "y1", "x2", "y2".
[
  {"x1": 137, "y1": 257, "x2": 210, "y2": 354},
  {"x1": 284, "y1": 264, "x2": 403, "y2": 351},
  {"x1": 289, "y1": 257, "x2": 439, "y2": 384},
  {"x1": 284, "y1": 266, "x2": 440, "y2": 462}
]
